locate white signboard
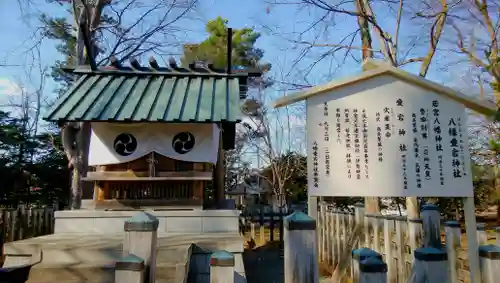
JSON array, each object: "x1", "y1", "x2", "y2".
[{"x1": 307, "y1": 75, "x2": 474, "y2": 197}]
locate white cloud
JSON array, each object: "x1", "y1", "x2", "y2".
[{"x1": 0, "y1": 78, "x2": 23, "y2": 96}]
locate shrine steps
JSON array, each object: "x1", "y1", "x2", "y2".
[{"x1": 3, "y1": 233, "x2": 245, "y2": 283}]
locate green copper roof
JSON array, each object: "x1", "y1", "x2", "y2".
[{"x1": 43, "y1": 73, "x2": 243, "y2": 122}]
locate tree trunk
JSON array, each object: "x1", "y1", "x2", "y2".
[
  {"x1": 354, "y1": 0, "x2": 380, "y2": 215},
  {"x1": 68, "y1": 1, "x2": 103, "y2": 209}
]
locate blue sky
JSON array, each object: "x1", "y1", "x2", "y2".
[
  {"x1": 0, "y1": 0, "x2": 488, "y2": 158},
  {"x1": 0, "y1": 1, "x2": 479, "y2": 103}
]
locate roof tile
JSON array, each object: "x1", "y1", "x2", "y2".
[{"x1": 44, "y1": 74, "x2": 243, "y2": 122}]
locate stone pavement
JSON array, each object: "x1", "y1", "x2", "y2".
[
  {"x1": 243, "y1": 243, "x2": 284, "y2": 283},
  {"x1": 4, "y1": 232, "x2": 242, "y2": 283}
]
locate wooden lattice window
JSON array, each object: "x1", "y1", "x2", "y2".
[{"x1": 107, "y1": 181, "x2": 193, "y2": 200}]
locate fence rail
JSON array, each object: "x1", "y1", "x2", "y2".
[
  {"x1": 0, "y1": 206, "x2": 55, "y2": 242},
  {"x1": 317, "y1": 202, "x2": 498, "y2": 282}
]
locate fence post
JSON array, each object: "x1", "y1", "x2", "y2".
[
  {"x1": 371, "y1": 214, "x2": 382, "y2": 252},
  {"x1": 363, "y1": 213, "x2": 371, "y2": 249},
  {"x1": 357, "y1": 256, "x2": 388, "y2": 283},
  {"x1": 18, "y1": 205, "x2": 25, "y2": 240},
  {"x1": 476, "y1": 223, "x2": 488, "y2": 245},
  {"x1": 259, "y1": 209, "x2": 265, "y2": 244},
  {"x1": 115, "y1": 254, "x2": 146, "y2": 283},
  {"x1": 410, "y1": 247, "x2": 449, "y2": 283},
  {"x1": 383, "y1": 216, "x2": 395, "y2": 283},
  {"x1": 444, "y1": 221, "x2": 461, "y2": 283},
  {"x1": 407, "y1": 218, "x2": 422, "y2": 255},
  {"x1": 334, "y1": 210, "x2": 341, "y2": 266},
  {"x1": 325, "y1": 209, "x2": 332, "y2": 265},
  {"x1": 328, "y1": 211, "x2": 334, "y2": 266},
  {"x1": 478, "y1": 244, "x2": 500, "y2": 283},
  {"x1": 319, "y1": 204, "x2": 326, "y2": 262},
  {"x1": 408, "y1": 204, "x2": 449, "y2": 283},
  {"x1": 284, "y1": 211, "x2": 318, "y2": 283},
  {"x1": 0, "y1": 225, "x2": 4, "y2": 268},
  {"x1": 496, "y1": 227, "x2": 500, "y2": 246},
  {"x1": 354, "y1": 203, "x2": 365, "y2": 250},
  {"x1": 123, "y1": 212, "x2": 159, "y2": 283},
  {"x1": 394, "y1": 216, "x2": 406, "y2": 280},
  {"x1": 351, "y1": 248, "x2": 382, "y2": 282},
  {"x1": 210, "y1": 250, "x2": 235, "y2": 283},
  {"x1": 421, "y1": 204, "x2": 442, "y2": 248},
  {"x1": 250, "y1": 222, "x2": 255, "y2": 240}
]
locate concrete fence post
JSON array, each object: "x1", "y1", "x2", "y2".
[
  {"x1": 210, "y1": 250, "x2": 235, "y2": 283},
  {"x1": 123, "y1": 212, "x2": 159, "y2": 283},
  {"x1": 115, "y1": 254, "x2": 145, "y2": 283},
  {"x1": 358, "y1": 256, "x2": 388, "y2": 283},
  {"x1": 408, "y1": 204, "x2": 449, "y2": 283},
  {"x1": 410, "y1": 247, "x2": 449, "y2": 283},
  {"x1": 478, "y1": 245, "x2": 500, "y2": 283},
  {"x1": 351, "y1": 248, "x2": 382, "y2": 283},
  {"x1": 476, "y1": 223, "x2": 488, "y2": 245},
  {"x1": 284, "y1": 211, "x2": 318, "y2": 283},
  {"x1": 420, "y1": 204, "x2": 442, "y2": 248}
]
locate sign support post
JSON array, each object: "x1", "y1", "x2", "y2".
[
  {"x1": 463, "y1": 196, "x2": 481, "y2": 283},
  {"x1": 308, "y1": 196, "x2": 318, "y2": 220}
]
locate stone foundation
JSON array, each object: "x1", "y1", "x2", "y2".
[{"x1": 54, "y1": 209, "x2": 241, "y2": 234}]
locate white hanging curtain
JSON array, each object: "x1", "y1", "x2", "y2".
[{"x1": 89, "y1": 122, "x2": 220, "y2": 166}]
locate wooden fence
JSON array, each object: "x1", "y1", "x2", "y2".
[
  {"x1": 317, "y1": 201, "x2": 498, "y2": 282},
  {"x1": 0, "y1": 206, "x2": 55, "y2": 242},
  {"x1": 240, "y1": 211, "x2": 291, "y2": 244}
]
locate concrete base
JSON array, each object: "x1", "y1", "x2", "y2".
[{"x1": 54, "y1": 209, "x2": 241, "y2": 234}]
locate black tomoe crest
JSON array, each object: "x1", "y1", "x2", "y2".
[
  {"x1": 113, "y1": 133, "x2": 138, "y2": 156},
  {"x1": 172, "y1": 132, "x2": 195, "y2": 154}
]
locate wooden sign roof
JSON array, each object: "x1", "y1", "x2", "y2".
[{"x1": 273, "y1": 59, "x2": 497, "y2": 116}]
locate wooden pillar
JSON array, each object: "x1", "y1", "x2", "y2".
[
  {"x1": 193, "y1": 163, "x2": 204, "y2": 202},
  {"x1": 93, "y1": 166, "x2": 106, "y2": 202},
  {"x1": 215, "y1": 130, "x2": 225, "y2": 207}
]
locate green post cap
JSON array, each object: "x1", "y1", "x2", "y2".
[
  {"x1": 210, "y1": 250, "x2": 235, "y2": 267},
  {"x1": 421, "y1": 204, "x2": 439, "y2": 212},
  {"x1": 124, "y1": 212, "x2": 159, "y2": 232},
  {"x1": 359, "y1": 256, "x2": 387, "y2": 273},
  {"x1": 414, "y1": 247, "x2": 448, "y2": 262},
  {"x1": 477, "y1": 223, "x2": 486, "y2": 231},
  {"x1": 352, "y1": 248, "x2": 382, "y2": 261},
  {"x1": 479, "y1": 244, "x2": 500, "y2": 260},
  {"x1": 115, "y1": 253, "x2": 145, "y2": 271},
  {"x1": 284, "y1": 211, "x2": 316, "y2": 231}
]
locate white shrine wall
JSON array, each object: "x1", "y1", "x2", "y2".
[{"x1": 53, "y1": 209, "x2": 241, "y2": 234}]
